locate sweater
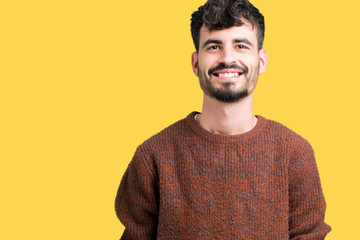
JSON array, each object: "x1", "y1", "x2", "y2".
[{"x1": 115, "y1": 112, "x2": 331, "y2": 239}]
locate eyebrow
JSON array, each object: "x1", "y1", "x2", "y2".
[
  {"x1": 201, "y1": 39, "x2": 222, "y2": 49},
  {"x1": 201, "y1": 38, "x2": 254, "y2": 49},
  {"x1": 233, "y1": 38, "x2": 254, "y2": 47}
]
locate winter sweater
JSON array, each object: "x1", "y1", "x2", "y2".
[{"x1": 115, "y1": 112, "x2": 331, "y2": 239}]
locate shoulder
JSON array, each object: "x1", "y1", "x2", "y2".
[
  {"x1": 262, "y1": 117, "x2": 314, "y2": 155},
  {"x1": 136, "y1": 112, "x2": 196, "y2": 156},
  {"x1": 130, "y1": 113, "x2": 197, "y2": 173}
]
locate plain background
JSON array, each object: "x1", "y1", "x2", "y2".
[{"x1": 1, "y1": 0, "x2": 359, "y2": 239}]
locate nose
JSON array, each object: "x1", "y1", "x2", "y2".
[{"x1": 219, "y1": 46, "x2": 237, "y2": 65}]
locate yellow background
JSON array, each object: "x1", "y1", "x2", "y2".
[{"x1": 1, "y1": 0, "x2": 359, "y2": 239}]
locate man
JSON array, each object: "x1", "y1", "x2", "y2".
[{"x1": 115, "y1": 0, "x2": 331, "y2": 239}]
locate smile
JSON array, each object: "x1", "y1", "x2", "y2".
[
  {"x1": 214, "y1": 72, "x2": 240, "y2": 77},
  {"x1": 212, "y1": 70, "x2": 244, "y2": 78}
]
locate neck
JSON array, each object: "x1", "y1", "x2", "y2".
[{"x1": 197, "y1": 94, "x2": 257, "y2": 136}]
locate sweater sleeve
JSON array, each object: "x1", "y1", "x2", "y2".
[
  {"x1": 288, "y1": 141, "x2": 331, "y2": 239},
  {"x1": 115, "y1": 147, "x2": 159, "y2": 240}
]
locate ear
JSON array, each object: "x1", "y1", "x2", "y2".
[
  {"x1": 258, "y1": 48, "x2": 268, "y2": 75},
  {"x1": 191, "y1": 52, "x2": 199, "y2": 76}
]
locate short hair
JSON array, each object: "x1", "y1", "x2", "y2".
[{"x1": 191, "y1": 0, "x2": 265, "y2": 52}]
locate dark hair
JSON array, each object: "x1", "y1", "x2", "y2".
[{"x1": 191, "y1": 0, "x2": 265, "y2": 52}]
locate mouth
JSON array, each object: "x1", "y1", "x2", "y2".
[{"x1": 211, "y1": 70, "x2": 244, "y2": 79}]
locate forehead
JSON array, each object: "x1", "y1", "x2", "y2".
[{"x1": 199, "y1": 21, "x2": 258, "y2": 48}]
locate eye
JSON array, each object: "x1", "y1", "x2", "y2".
[
  {"x1": 236, "y1": 45, "x2": 246, "y2": 49},
  {"x1": 207, "y1": 45, "x2": 220, "y2": 50}
]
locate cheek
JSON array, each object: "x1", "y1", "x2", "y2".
[
  {"x1": 246, "y1": 58, "x2": 261, "y2": 73},
  {"x1": 199, "y1": 54, "x2": 218, "y2": 70}
]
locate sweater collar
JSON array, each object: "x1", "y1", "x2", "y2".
[{"x1": 185, "y1": 111, "x2": 267, "y2": 143}]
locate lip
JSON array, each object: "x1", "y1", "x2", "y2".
[{"x1": 211, "y1": 69, "x2": 244, "y2": 79}]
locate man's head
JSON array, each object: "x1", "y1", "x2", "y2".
[
  {"x1": 190, "y1": 0, "x2": 267, "y2": 103},
  {"x1": 191, "y1": 0, "x2": 264, "y2": 52}
]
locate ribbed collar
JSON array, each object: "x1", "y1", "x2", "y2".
[{"x1": 185, "y1": 111, "x2": 267, "y2": 143}]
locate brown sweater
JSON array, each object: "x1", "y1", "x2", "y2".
[{"x1": 115, "y1": 112, "x2": 331, "y2": 239}]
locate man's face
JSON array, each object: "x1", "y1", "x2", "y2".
[{"x1": 191, "y1": 21, "x2": 268, "y2": 103}]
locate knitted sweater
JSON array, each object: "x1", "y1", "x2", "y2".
[{"x1": 115, "y1": 112, "x2": 331, "y2": 239}]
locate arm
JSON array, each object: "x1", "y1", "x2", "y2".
[
  {"x1": 288, "y1": 141, "x2": 331, "y2": 239},
  {"x1": 115, "y1": 147, "x2": 159, "y2": 240}
]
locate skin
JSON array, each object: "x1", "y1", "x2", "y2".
[{"x1": 191, "y1": 20, "x2": 268, "y2": 135}]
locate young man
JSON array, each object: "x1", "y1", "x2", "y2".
[{"x1": 115, "y1": 0, "x2": 331, "y2": 239}]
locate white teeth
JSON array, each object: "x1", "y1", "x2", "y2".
[{"x1": 218, "y1": 72, "x2": 239, "y2": 77}]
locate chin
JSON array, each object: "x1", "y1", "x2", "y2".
[{"x1": 211, "y1": 89, "x2": 249, "y2": 103}]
